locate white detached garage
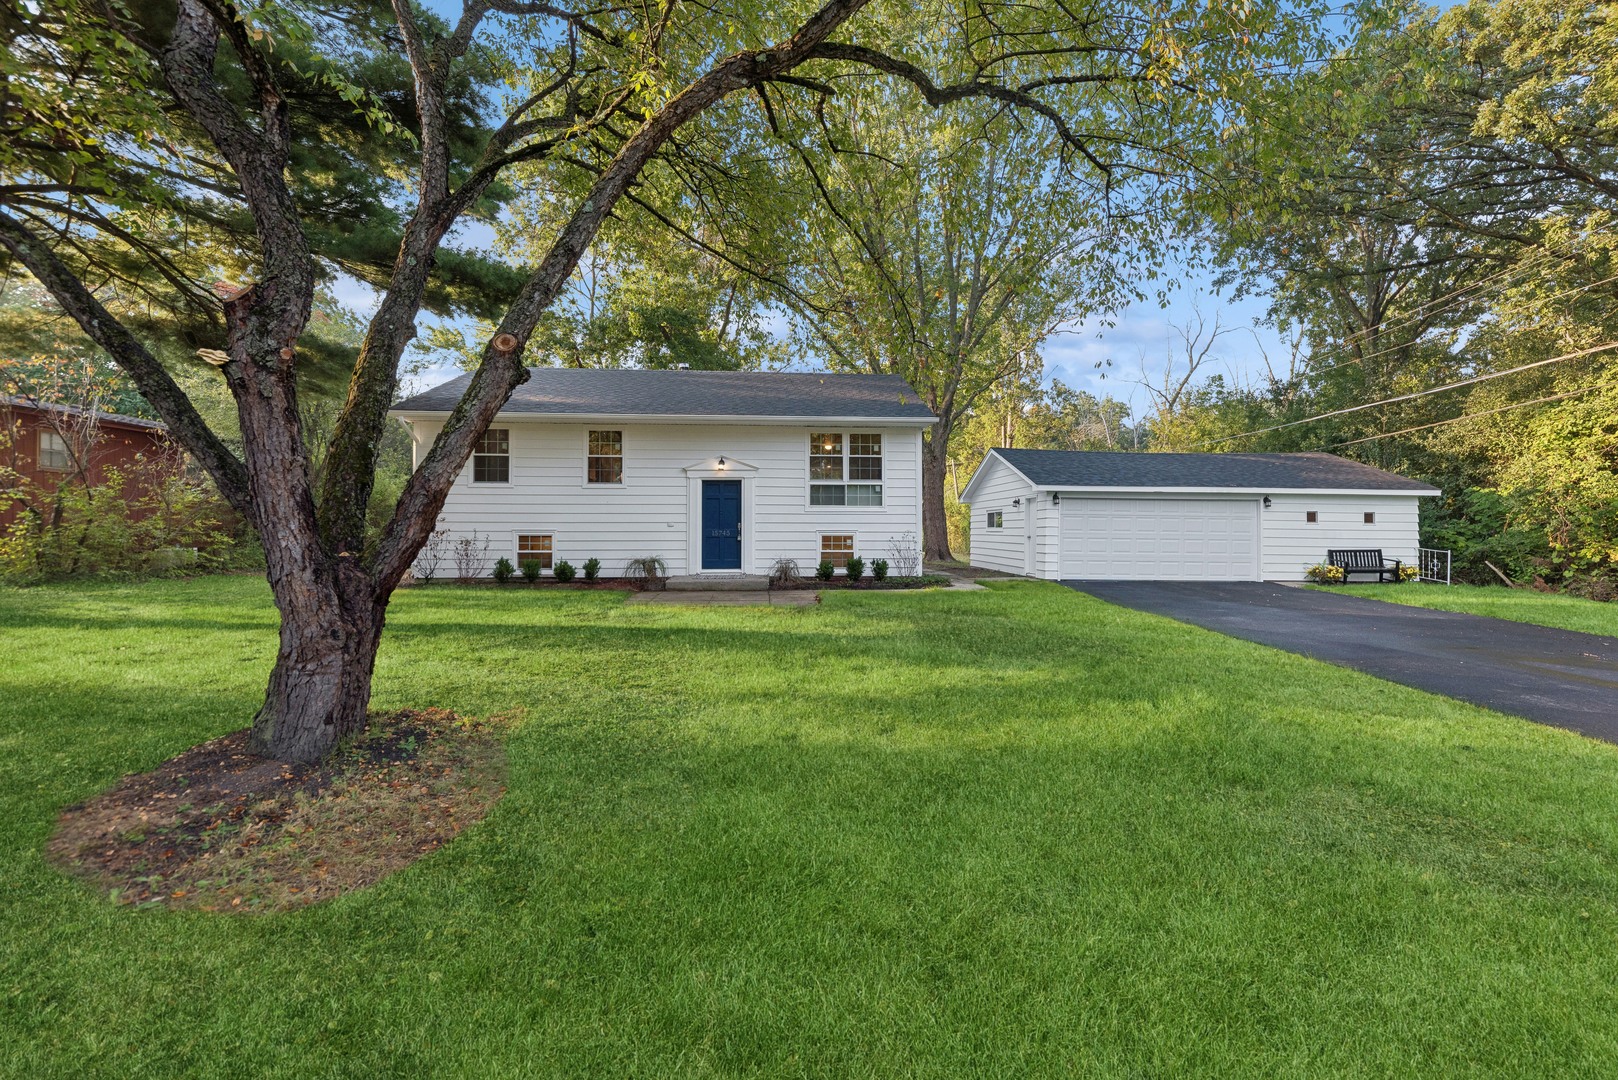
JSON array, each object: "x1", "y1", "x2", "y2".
[{"x1": 960, "y1": 449, "x2": 1440, "y2": 581}]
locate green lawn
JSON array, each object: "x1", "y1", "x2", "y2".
[
  {"x1": 1325, "y1": 582, "x2": 1618, "y2": 637},
  {"x1": 6, "y1": 579, "x2": 1618, "y2": 1076}
]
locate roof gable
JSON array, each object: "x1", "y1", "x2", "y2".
[
  {"x1": 391, "y1": 368, "x2": 936, "y2": 422},
  {"x1": 968, "y1": 449, "x2": 1438, "y2": 495}
]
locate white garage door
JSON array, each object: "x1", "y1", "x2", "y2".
[{"x1": 1060, "y1": 497, "x2": 1260, "y2": 580}]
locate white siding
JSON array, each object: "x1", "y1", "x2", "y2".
[
  {"x1": 1260, "y1": 492, "x2": 1421, "y2": 580},
  {"x1": 966, "y1": 456, "x2": 1036, "y2": 574},
  {"x1": 405, "y1": 420, "x2": 924, "y2": 578}
]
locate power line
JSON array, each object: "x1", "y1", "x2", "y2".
[
  {"x1": 1303, "y1": 269, "x2": 1618, "y2": 379},
  {"x1": 1321, "y1": 380, "x2": 1618, "y2": 448},
  {"x1": 1194, "y1": 340, "x2": 1618, "y2": 447}
]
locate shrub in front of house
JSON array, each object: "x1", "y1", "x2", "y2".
[
  {"x1": 492, "y1": 557, "x2": 514, "y2": 584},
  {"x1": 583, "y1": 557, "x2": 600, "y2": 582},
  {"x1": 871, "y1": 559, "x2": 888, "y2": 581},
  {"x1": 553, "y1": 560, "x2": 576, "y2": 583},
  {"x1": 1305, "y1": 563, "x2": 1345, "y2": 584},
  {"x1": 815, "y1": 560, "x2": 835, "y2": 581},
  {"x1": 1398, "y1": 564, "x2": 1420, "y2": 583},
  {"x1": 520, "y1": 559, "x2": 543, "y2": 583},
  {"x1": 845, "y1": 556, "x2": 865, "y2": 582},
  {"x1": 625, "y1": 554, "x2": 668, "y2": 590}
]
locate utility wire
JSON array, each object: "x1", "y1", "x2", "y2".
[
  {"x1": 1321, "y1": 380, "x2": 1618, "y2": 448},
  {"x1": 1194, "y1": 340, "x2": 1618, "y2": 448},
  {"x1": 1302, "y1": 269, "x2": 1618, "y2": 379}
]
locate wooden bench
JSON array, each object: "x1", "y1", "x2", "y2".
[{"x1": 1327, "y1": 548, "x2": 1403, "y2": 583}]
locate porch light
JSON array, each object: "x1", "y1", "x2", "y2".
[
  {"x1": 1263, "y1": 496, "x2": 1272, "y2": 508},
  {"x1": 716, "y1": 456, "x2": 726, "y2": 469},
  {"x1": 1052, "y1": 492, "x2": 1061, "y2": 504},
  {"x1": 1012, "y1": 497, "x2": 1021, "y2": 507}
]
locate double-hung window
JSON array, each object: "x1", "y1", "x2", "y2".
[
  {"x1": 472, "y1": 429, "x2": 509, "y2": 483},
  {"x1": 587, "y1": 430, "x2": 623, "y2": 484},
  {"x1": 37, "y1": 430, "x2": 70, "y2": 471},
  {"x1": 808, "y1": 432, "x2": 882, "y2": 506}
]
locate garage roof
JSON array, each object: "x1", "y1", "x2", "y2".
[
  {"x1": 391, "y1": 368, "x2": 937, "y2": 423},
  {"x1": 976, "y1": 449, "x2": 1439, "y2": 495}
]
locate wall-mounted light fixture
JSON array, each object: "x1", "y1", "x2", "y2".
[
  {"x1": 1262, "y1": 495, "x2": 1272, "y2": 509},
  {"x1": 1012, "y1": 497, "x2": 1022, "y2": 507},
  {"x1": 1052, "y1": 492, "x2": 1061, "y2": 504},
  {"x1": 716, "y1": 456, "x2": 727, "y2": 470}
]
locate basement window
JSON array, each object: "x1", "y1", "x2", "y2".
[
  {"x1": 820, "y1": 534, "x2": 854, "y2": 569},
  {"x1": 472, "y1": 429, "x2": 509, "y2": 483},
  {"x1": 1306, "y1": 511, "x2": 1318, "y2": 523},
  {"x1": 517, "y1": 534, "x2": 553, "y2": 571},
  {"x1": 1364, "y1": 512, "x2": 1376, "y2": 524}
]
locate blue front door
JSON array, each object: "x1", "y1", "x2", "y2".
[{"x1": 701, "y1": 480, "x2": 743, "y2": 570}]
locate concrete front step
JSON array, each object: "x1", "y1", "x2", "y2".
[{"x1": 665, "y1": 574, "x2": 771, "y2": 592}]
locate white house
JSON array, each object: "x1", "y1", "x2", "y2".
[
  {"x1": 960, "y1": 449, "x2": 1441, "y2": 581},
  {"x1": 390, "y1": 368, "x2": 936, "y2": 578}
]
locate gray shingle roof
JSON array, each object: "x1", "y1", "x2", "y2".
[
  {"x1": 392, "y1": 368, "x2": 936, "y2": 421},
  {"x1": 989, "y1": 449, "x2": 1438, "y2": 492}
]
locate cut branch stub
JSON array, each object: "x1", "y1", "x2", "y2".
[{"x1": 492, "y1": 333, "x2": 520, "y2": 353}]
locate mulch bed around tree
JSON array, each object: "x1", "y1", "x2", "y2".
[{"x1": 47, "y1": 709, "x2": 507, "y2": 913}]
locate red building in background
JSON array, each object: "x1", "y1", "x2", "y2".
[{"x1": 0, "y1": 395, "x2": 175, "y2": 528}]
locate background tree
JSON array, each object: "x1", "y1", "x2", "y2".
[{"x1": 0, "y1": 0, "x2": 1307, "y2": 760}]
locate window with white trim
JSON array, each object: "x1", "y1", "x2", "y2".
[
  {"x1": 587, "y1": 430, "x2": 623, "y2": 484},
  {"x1": 985, "y1": 511, "x2": 1003, "y2": 529},
  {"x1": 809, "y1": 432, "x2": 882, "y2": 506},
  {"x1": 1306, "y1": 511, "x2": 1318, "y2": 523},
  {"x1": 472, "y1": 429, "x2": 509, "y2": 483},
  {"x1": 820, "y1": 534, "x2": 854, "y2": 568},
  {"x1": 1364, "y1": 511, "x2": 1376, "y2": 524},
  {"x1": 37, "y1": 430, "x2": 70, "y2": 471},
  {"x1": 517, "y1": 534, "x2": 553, "y2": 571}
]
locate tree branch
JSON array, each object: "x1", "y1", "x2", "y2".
[{"x1": 0, "y1": 210, "x2": 253, "y2": 517}]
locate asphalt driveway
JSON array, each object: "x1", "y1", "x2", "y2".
[{"x1": 1066, "y1": 580, "x2": 1618, "y2": 742}]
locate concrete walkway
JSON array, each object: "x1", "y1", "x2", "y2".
[{"x1": 1066, "y1": 580, "x2": 1618, "y2": 742}]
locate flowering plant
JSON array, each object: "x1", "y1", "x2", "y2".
[
  {"x1": 1306, "y1": 563, "x2": 1345, "y2": 584},
  {"x1": 1398, "y1": 564, "x2": 1420, "y2": 583}
]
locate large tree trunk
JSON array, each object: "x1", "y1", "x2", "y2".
[
  {"x1": 251, "y1": 566, "x2": 386, "y2": 762},
  {"x1": 921, "y1": 426, "x2": 954, "y2": 563}
]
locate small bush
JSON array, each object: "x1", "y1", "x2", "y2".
[
  {"x1": 520, "y1": 559, "x2": 543, "y2": 583},
  {"x1": 1305, "y1": 563, "x2": 1345, "y2": 584},
  {"x1": 769, "y1": 557, "x2": 803, "y2": 588},
  {"x1": 845, "y1": 556, "x2": 865, "y2": 581},
  {"x1": 625, "y1": 554, "x2": 668, "y2": 590},
  {"x1": 1397, "y1": 563, "x2": 1420, "y2": 583},
  {"x1": 815, "y1": 560, "x2": 835, "y2": 581},
  {"x1": 553, "y1": 560, "x2": 576, "y2": 584},
  {"x1": 492, "y1": 557, "x2": 514, "y2": 584},
  {"x1": 871, "y1": 559, "x2": 889, "y2": 581},
  {"x1": 583, "y1": 557, "x2": 601, "y2": 582}
]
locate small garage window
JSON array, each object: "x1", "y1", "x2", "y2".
[
  {"x1": 986, "y1": 511, "x2": 1003, "y2": 529},
  {"x1": 1306, "y1": 511, "x2": 1318, "y2": 523},
  {"x1": 1364, "y1": 512, "x2": 1376, "y2": 524}
]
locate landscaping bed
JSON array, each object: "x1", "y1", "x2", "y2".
[
  {"x1": 46, "y1": 708, "x2": 506, "y2": 912},
  {"x1": 772, "y1": 573, "x2": 952, "y2": 590}
]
